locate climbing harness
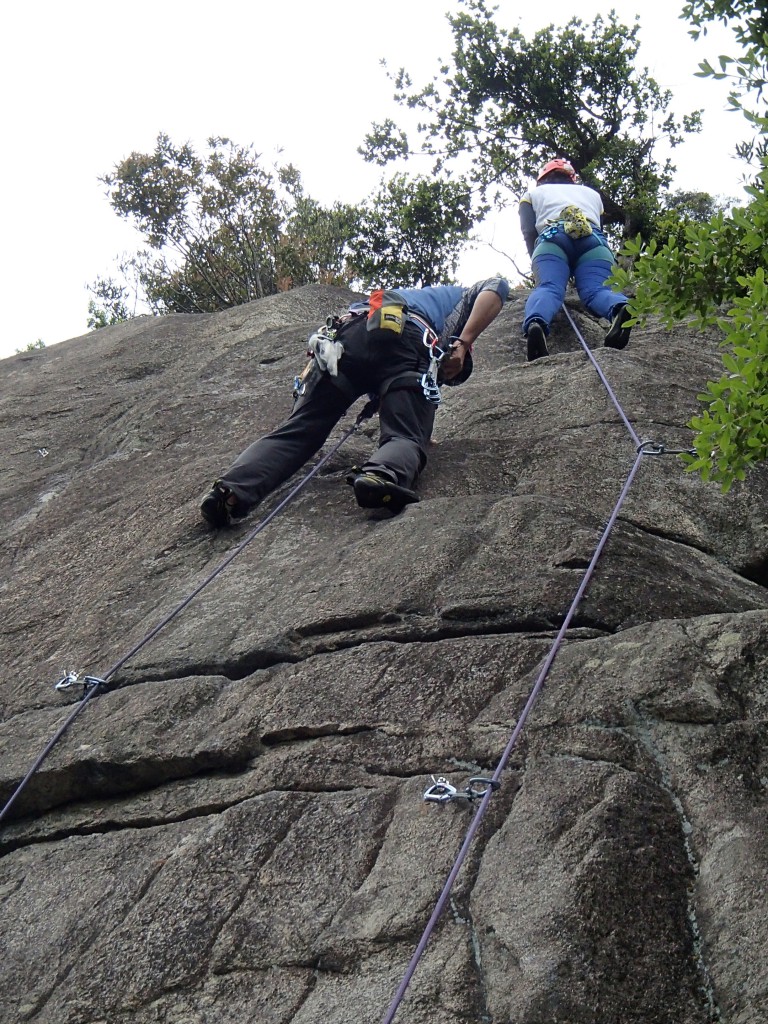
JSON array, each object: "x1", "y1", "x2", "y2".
[
  {"x1": 0, "y1": 397, "x2": 379, "y2": 827},
  {"x1": 297, "y1": 303, "x2": 454, "y2": 407},
  {"x1": 380, "y1": 305, "x2": 696, "y2": 1024}
]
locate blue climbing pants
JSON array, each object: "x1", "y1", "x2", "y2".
[{"x1": 522, "y1": 227, "x2": 628, "y2": 335}]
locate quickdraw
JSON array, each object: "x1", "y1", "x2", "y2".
[
  {"x1": 54, "y1": 672, "x2": 106, "y2": 696},
  {"x1": 637, "y1": 440, "x2": 697, "y2": 457},
  {"x1": 410, "y1": 313, "x2": 452, "y2": 406},
  {"x1": 423, "y1": 775, "x2": 500, "y2": 805},
  {"x1": 0, "y1": 398, "x2": 380, "y2": 828}
]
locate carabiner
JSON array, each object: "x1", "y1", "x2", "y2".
[
  {"x1": 420, "y1": 372, "x2": 442, "y2": 405},
  {"x1": 55, "y1": 671, "x2": 80, "y2": 691},
  {"x1": 423, "y1": 776, "x2": 459, "y2": 804}
]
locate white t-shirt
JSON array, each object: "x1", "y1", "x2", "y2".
[{"x1": 521, "y1": 183, "x2": 604, "y2": 234}]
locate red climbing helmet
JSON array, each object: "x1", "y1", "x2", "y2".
[{"x1": 537, "y1": 158, "x2": 577, "y2": 182}]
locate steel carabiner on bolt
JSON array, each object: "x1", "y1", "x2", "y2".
[
  {"x1": 423, "y1": 776, "x2": 459, "y2": 803},
  {"x1": 54, "y1": 673, "x2": 105, "y2": 696},
  {"x1": 465, "y1": 777, "x2": 501, "y2": 802}
]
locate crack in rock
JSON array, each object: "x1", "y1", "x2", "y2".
[{"x1": 627, "y1": 704, "x2": 723, "y2": 1023}]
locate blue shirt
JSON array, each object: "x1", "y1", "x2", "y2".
[
  {"x1": 393, "y1": 279, "x2": 510, "y2": 342},
  {"x1": 393, "y1": 286, "x2": 466, "y2": 334}
]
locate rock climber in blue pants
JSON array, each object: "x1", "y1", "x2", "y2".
[{"x1": 519, "y1": 157, "x2": 632, "y2": 362}]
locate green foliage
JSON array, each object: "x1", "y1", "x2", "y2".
[
  {"x1": 278, "y1": 169, "x2": 363, "y2": 288},
  {"x1": 97, "y1": 134, "x2": 476, "y2": 314},
  {"x1": 87, "y1": 276, "x2": 131, "y2": 330},
  {"x1": 661, "y1": 189, "x2": 732, "y2": 223},
  {"x1": 685, "y1": 0, "x2": 768, "y2": 164},
  {"x1": 612, "y1": 166, "x2": 768, "y2": 490},
  {"x1": 609, "y1": 1, "x2": 768, "y2": 490},
  {"x1": 103, "y1": 135, "x2": 288, "y2": 311},
  {"x1": 684, "y1": 274, "x2": 768, "y2": 487},
  {"x1": 348, "y1": 174, "x2": 475, "y2": 287},
  {"x1": 100, "y1": 134, "x2": 364, "y2": 315},
  {"x1": 361, "y1": 0, "x2": 701, "y2": 238},
  {"x1": 15, "y1": 338, "x2": 45, "y2": 354},
  {"x1": 611, "y1": 207, "x2": 750, "y2": 328},
  {"x1": 609, "y1": 189, "x2": 730, "y2": 254}
]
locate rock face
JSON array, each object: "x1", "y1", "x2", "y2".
[{"x1": 1, "y1": 284, "x2": 766, "y2": 1024}]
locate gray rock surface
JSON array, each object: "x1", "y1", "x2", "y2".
[{"x1": 1, "y1": 284, "x2": 766, "y2": 1023}]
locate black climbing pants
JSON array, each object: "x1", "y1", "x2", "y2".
[{"x1": 219, "y1": 318, "x2": 437, "y2": 512}]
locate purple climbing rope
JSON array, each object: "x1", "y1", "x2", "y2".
[
  {"x1": 563, "y1": 306, "x2": 641, "y2": 447},
  {"x1": 0, "y1": 400, "x2": 378, "y2": 826},
  {"x1": 381, "y1": 448, "x2": 645, "y2": 1024},
  {"x1": 382, "y1": 311, "x2": 649, "y2": 1023}
]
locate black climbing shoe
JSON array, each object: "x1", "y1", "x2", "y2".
[
  {"x1": 200, "y1": 482, "x2": 248, "y2": 528},
  {"x1": 525, "y1": 321, "x2": 549, "y2": 362},
  {"x1": 351, "y1": 472, "x2": 420, "y2": 514},
  {"x1": 605, "y1": 304, "x2": 632, "y2": 349}
]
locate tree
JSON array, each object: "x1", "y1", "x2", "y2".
[
  {"x1": 95, "y1": 133, "x2": 478, "y2": 317},
  {"x1": 87, "y1": 275, "x2": 131, "y2": 330},
  {"x1": 610, "y1": 1, "x2": 768, "y2": 490},
  {"x1": 641, "y1": 189, "x2": 734, "y2": 252},
  {"x1": 348, "y1": 174, "x2": 475, "y2": 287},
  {"x1": 277, "y1": 167, "x2": 363, "y2": 289},
  {"x1": 659, "y1": 190, "x2": 732, "y2": 223},
  {"x1": 361, "y1": 0, "x2": 702, "y2": 239},
  {"x1": 99, "y1": 134, "x2": 362, "y2": 316},
  {"x1": 684, "y1": 0, "x2": 768, "y2": 164}
]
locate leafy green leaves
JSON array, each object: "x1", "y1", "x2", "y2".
[
  {"x1": 97, "y1": 134, "x2": 479, "y2": 317},
  {"x1": 348, "y1": 174, "x2": 476, "y2": 288},
  {"x1": 87, "y1": 276, "x2": 131, "y2": 330},
  {"x1": 612, "y1": 164, "x2": 768, "y2": 490},
  {"x1": 684, "y1": 275, "x2": 768, "y2": 488},
  {"x1": 101, "y1": 135, "x2": 297, "y2": 311},
  {"x1": 612, "y1": 0, "x2": 768, "y2": 493},
  {"x1": 361, "y1": 0, "x2": 701, "y2": 238}
]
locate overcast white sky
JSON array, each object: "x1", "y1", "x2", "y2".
[{"x1": 0, "y1": 0, "x2": 749, "y2": 360}]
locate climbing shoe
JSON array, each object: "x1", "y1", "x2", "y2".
[
  {"x1": 525, "y1": 320, "x2": 549, "y2": 362},
  {"x1": 605, "y1": 304, "x2": 632, "y2": 349},
  {"x1": 200, "y1": 482, "x2": 248, "y2": 528},
  {"x1": 350, "y1": 471, "x2": 420, "y2": 514}
]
